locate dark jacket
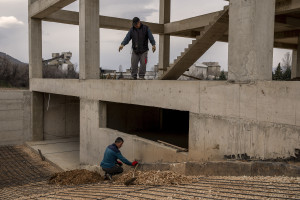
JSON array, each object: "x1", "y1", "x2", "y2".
[
  {"x1": 100, "y1": 143, "x2": 132, "y2": 169},
  {"x1": 121, "y1": 23, "x2": 156, "y2": 54}
]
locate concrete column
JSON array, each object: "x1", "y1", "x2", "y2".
[
  {"x1": 31, "y1": 92, "x2": 44, "y2": 141},
  {"x1": 29, "y1": 0, "x2": 43, "y2": 141},
  {"x1": 292, "y1": 36, "x2": 300, "y2": 78},
  {"x1": 79, "y1": 0, "x2": 100, "y2": 79},
  {"x1": 158, "y1": 0, "x2": 171, "y2": 75},
  {"x1": 228, "y1": 0, "x2": 276, "y2": 82},
  {"x1": 99, "y1": 101, "x2": 107, "y2": 128},
  {"x1": 80, "y1": 98, "x2": 99, "y2": 164},
  {"x1": 292, "y1": 50, "x2": 297, "y2": 79},
  {"x1": 28, "y1": 15, "x2": 42, "y2": 79}
]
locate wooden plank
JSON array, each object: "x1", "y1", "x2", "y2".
[{"x1": 157, "y1": 140, "x2": 188, "y2": 152}]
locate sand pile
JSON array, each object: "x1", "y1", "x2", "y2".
[
  {"x1": 115, "y1": 170, "x2": 194, "y2": 186},
  {"x1": 49, "y1": 169, "x2": 102, "y2": 185}
]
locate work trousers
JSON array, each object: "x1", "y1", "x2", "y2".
[
  {"x1": 131, "y1": 51, "x2": 148, "y2": 78},
  {"x1": 102, "y1": 165, "x2": 123, "y2": 175}
]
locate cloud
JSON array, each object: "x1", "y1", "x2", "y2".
[{"x1": 0, "y1": 16, "x2": 24, "y2": 28}]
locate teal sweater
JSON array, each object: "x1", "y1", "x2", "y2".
[{"x1": 100, "y1": 144, "x2": 132, "y2": 169}]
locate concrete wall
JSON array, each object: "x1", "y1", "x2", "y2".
[
  {"x1": 0, "y1": 90, "x2": 31, "y2": 145},
  {"x1": 31, "y1": 79, "x2": 300, "y2": 164},
  {"x1": 80, "y1": 98, "x2": 188, "y2": 166},
  {"x1": 44, "y1": 93, "x2": 79, "y2": 140},
  {"x1": 189, "y1": 81, "x2": 300, "y2": 161}
]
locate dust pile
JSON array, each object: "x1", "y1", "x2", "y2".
[
  {"x1": 114, "y1": 170, "x2": 194, "y2": 186},
  {"x1": 49, "y1": 169, "x2": 102, "y2": 185}
]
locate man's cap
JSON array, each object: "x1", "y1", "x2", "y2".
[{"x1": 132, "y1": 17, "x2": 140, "y2": 26}]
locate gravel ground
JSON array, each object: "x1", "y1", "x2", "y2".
[
  {"x1": 1, "y1": 145, "x2": 299, "y2": 200},
  {"x1": 114, "y1": 170, "x2": 194, "y2": 186}
]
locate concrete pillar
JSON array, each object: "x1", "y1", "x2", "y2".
[
  {"x1": 31, "y1": 92, "x2": 43, "y2": 141},
  {"x1": 158, "y1": 0, "x2": 171, "y2": 75},
  {"x1": 29, "y1": 0, "x2": 43, "y2": 141},
  {"x1": 99, "y1": 101, "x2": 107, "y2": 128},
  {"x1": 228, "y1": 0, "x2": 276, "y2": 82},
  {"x1": 28, "y1": 14, "x2": 42, "y2": 79},
  {"x1": 80, "y1": 98, "x2": 99, "y2": 164},
  {"x1": 292, "y1": 36, "x2": 300, "y2": 78},
  {"x1": 79, "y1": 0, "x2": 100, "y2": 79},
  {"x1": 292, "y1": 50, "x2": 297, "y2": 79}
]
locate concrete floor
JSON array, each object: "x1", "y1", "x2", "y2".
[{"x1": 26, "y1": 138, "x2": 80, "y2": 171}]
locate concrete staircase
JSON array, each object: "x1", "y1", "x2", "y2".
[{"x1": 159, "y1": 7, "x2": 229, "y2": 80}]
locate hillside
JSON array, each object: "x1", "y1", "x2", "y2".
[{"x1": 0, "y1": 52, "x2": 27, "y2": 66}]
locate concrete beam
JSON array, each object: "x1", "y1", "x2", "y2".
[
  {"x1": 30, "y1": 78, "x2": 200, "y2": 114},
  {"x1": 44, "y1": 10, "x2": 164, "y2": 34},
  {"x1": 226, "y1": 0, "x2": 300, "y2": 15},
  {"x1": 29, "y1": 0, "x2": 76, "y2": 18},
  {"x1": 79, "y1": 0, "x2": 100, "y2": 79},
  {"x1": 275, "y1": 0, "x2": 300, "y2": 15},
  {"x1": 275, "y1": 16, "x2": 300, "y2": 28},
  {"x1": 164, "y1": 11, "x2": 220, "y2": 35},
  {"x1": 219, "y1": 35, "x2": 297, "y2": 49},
  {"x1": 274, "y1": 42, "x2": 298, "y2": 49},
  {"x1": 274, "y1": 30, "x2": 300, "y2": 39}
]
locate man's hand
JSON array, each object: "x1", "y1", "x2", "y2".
[
  {"x1": 119, "y1": 45, "x2": 124, "y2": 52},
  {"x1": 152, "y1": 45, "x2": 156, "y2": 53},
  {"x1": 117, "y1": 161, "x2": 123, "y2": 166},
  {"x1": 132, "y1": 161, "x2": 138, "y2": 166}
]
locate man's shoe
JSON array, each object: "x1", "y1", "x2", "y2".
[
  {"x1": 138, "y1": 77, "x2": 145, "y2": 80},
  {"x1": 128, "y1": 77, "x2": 137, "y2": 80}
]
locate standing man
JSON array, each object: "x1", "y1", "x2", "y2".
[
  {"x1": 119, "y1": 17, "x2": 156, "y2": 80},
  {"x1": 100, "y1": 137, "x2": 138, "y2": 180}
]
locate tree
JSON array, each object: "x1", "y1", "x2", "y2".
[
  {"x1": 282, "y1": 67, "x2": 291, "y2": 80},
  {"x1": 273, "y1": 63, "x2": 283, "y2": 80},
  {"x1": 219, "y1": 70, "x2": 227, "y2": 80}
]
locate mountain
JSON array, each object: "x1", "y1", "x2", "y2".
[{"x1": 0, "y1": 52, "x2": 27, "y2": 67}]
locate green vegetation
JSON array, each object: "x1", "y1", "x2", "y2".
[
  {"x1": 219, "y1": 70, "x2": 227, "y2": 80},
  {"x1": 272, "y1": 63, "x2": 291, "y2": 81}
]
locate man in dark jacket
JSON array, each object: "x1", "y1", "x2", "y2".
[
  {"x1": 100, "y1": 137, "x2": 138, "y2": 180},
  {"x1": 119, "y1": 17, "x2": 156, "y2": 80}
]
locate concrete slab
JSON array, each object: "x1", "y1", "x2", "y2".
[{"x1": 26, "y1": 138, "x2": 80, "y2": 171}]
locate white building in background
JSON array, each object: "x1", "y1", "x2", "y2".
[
  {"x1": 44, "y1": 52, "x2": 74, "y2": 74},
  {"x1": 179, "y1": 62, "x2": 222, "y2": 80}
]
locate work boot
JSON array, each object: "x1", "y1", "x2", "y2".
[{"x1": 105, "y1": 173, "x2": 112, "y2": 181}]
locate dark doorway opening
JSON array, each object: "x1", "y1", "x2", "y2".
[{"x1": 105, "y1": 102, "x2": 189, "y2": 149}]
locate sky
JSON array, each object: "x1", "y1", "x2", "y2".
[{"x1": 0, "y1": 0, "x2": 292, "y2": 71}]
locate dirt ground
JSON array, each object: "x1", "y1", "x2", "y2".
[
  {"x1": 0, "y1": 145, "x2": 299, "y2": 200},
  {"x1": 49, "y1": 169, "x2": 103, "y2": 186}
]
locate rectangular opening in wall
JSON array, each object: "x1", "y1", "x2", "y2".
[{"x1": 104, "y1": 102, "x2": 189, "y2": 149}]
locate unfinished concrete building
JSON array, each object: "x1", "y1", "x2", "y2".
[{"x1": 28, "y1": 0, "x2": 300, "y2": 172}]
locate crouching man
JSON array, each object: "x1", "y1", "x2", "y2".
[{"x1": 100, "y1": 137, "x2": 138, "y2": 180}]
